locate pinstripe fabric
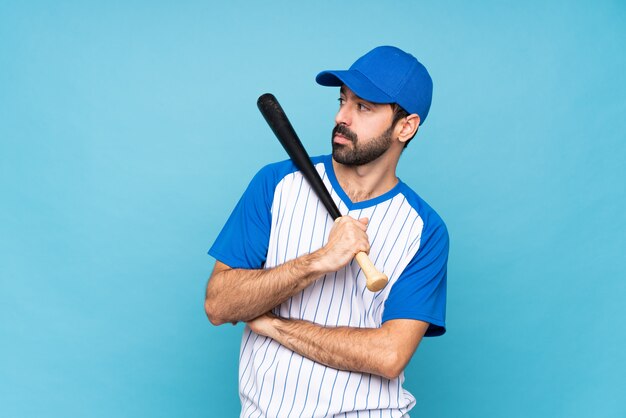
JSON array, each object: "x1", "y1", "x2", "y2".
[{"x1": 240, "y1": 162, "x2": 424, "y2": 418}]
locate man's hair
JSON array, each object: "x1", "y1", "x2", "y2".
[{"x1": 391, "y1": 104, "x2": 416, "y2": 148}]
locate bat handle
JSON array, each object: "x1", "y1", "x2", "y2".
[{"x1": 355, "y1": 252, "x2": 389, "y2": 292}]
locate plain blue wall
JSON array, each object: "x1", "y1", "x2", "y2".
[{"x1": 1, "y1": 1, "x2": 625, "y2": 417}]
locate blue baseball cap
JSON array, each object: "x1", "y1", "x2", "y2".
[{"x1": 316, "y1": 46, "x2": 433, "y2": 125}]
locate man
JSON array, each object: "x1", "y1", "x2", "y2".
[{"x1": 205, "y1": 46, "x2": 448, "y2": 417}]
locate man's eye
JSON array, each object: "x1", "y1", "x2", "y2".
[
  {"x1": 338, "y1": 98, "x2": 345, "y2": 106},
  {"x1": 358, "y1": 103, "x2": 370, "y2": 111}
]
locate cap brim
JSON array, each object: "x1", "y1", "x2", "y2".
[{"x1": 316, "y1": 70, "x2": 394, "y2": 104}]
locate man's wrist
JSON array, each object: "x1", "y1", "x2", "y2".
[
  {"x1": 304, "y1": 247, "x2": 333, "y2": 276},
  {"x1": 269, "y1": 315, "x2": 287, "y2": 341}
]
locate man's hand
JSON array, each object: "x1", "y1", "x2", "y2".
[
  {"x1": 247, "y1": 312, "x2": 279, "y2": 339},
  {"x1": 314, "y1": 216, "x2": 370, "y2": 273}
]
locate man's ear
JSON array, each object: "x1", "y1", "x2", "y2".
[{"x1": 397, "y1": 114, "x2": 420, "y2": 144}]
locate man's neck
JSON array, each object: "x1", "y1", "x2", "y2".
[{"x1": 332, "y1": 154, "x2": 400, "y2": 203}]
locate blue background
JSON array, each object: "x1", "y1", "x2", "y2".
[{"x1": 1, "y1": 1, "x2": 625, "y2": 417}]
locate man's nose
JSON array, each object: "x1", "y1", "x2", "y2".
[{"x1": 335, "y1": 105, "x2": 352, "y2": 126}]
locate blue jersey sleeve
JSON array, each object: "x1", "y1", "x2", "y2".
[
  {"x1": 381, "y1": 210, "x2": 449, "y2": 337},
  {"x1": 208, "y1": 165, "x2": 276, "y2": 269}
]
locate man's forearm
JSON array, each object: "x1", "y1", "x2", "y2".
[
  {"x1": 205, "y1": 252, "x2": 327, "y2": 325},
  {"x1": 274, "y1": 318, "x2": 397, "y2": 379},
  {"x1": 249, "y1": 315, "x2": 427, "y2": 380}
]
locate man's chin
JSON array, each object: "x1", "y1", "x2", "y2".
[{"x1": 332, "y1": 148, "x2": 360, "y2": 167}]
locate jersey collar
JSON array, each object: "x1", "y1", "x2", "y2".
[{"x1": 322, "y1": 154, "x2": 405, "y2": 211}]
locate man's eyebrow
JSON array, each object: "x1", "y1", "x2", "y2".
[{"x1": 339, "y1": 86, "x2": 381, "y2": 107}]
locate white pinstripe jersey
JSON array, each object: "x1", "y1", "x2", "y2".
[{"x1": 210, "y1": 155, "x2": 448, "y2": 418}]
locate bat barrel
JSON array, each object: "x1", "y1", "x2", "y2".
[
  {"x1": 257, "y1": 93, "x2": 342, "y2": 219},
  {"x1": 257, "y1": 94, "x2": 298, "y2": 152}
]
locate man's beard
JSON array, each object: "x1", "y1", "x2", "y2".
[{"x1": 331, "y1": 123, "x2": 394, "y2": 166}]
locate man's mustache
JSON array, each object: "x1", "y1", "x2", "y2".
[{"x1": 332, "y1": 124, "x2": 357, "y2": 143}]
